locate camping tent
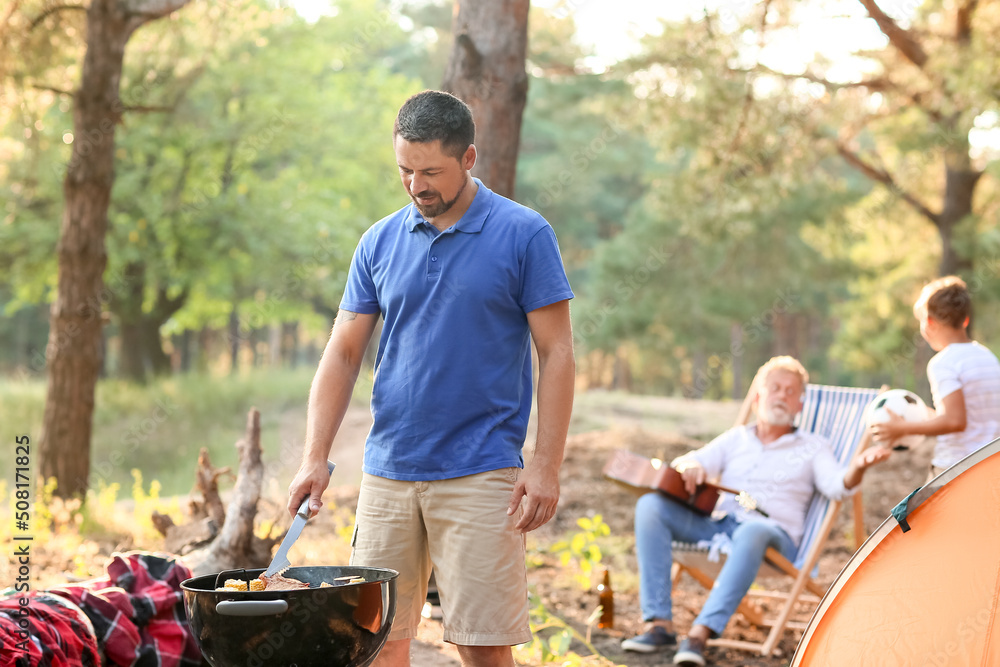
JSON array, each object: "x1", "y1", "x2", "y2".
[{"x1": 791, "y1": 437, "x2": 1000, "y2": 666}]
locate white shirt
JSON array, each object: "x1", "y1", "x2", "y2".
[
  {"x1": 928, "y1": 341, "x2": 1000, "y2": 469},
  {"x1": 673, "y1": 425, "x2": 855, "y2": 547}
]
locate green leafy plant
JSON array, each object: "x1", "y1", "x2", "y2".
[
  {"x1": 514, "y1": 588, "x2": 624, "y2": 666},
  {"x1": 549, "y1": 514, "x2": 611, "y2": 590}
]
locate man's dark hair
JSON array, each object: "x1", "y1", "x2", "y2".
[{"x1": 393, "y1": 90, "x2": 475, "y2": 160}]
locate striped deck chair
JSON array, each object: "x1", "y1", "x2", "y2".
[{"x1": 671, "y1": 380, "x2": 884, "y2": 656}]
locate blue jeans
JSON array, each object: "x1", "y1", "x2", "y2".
[{"x1": 634, "y1": 492, "x2": 796, "y2": 635}]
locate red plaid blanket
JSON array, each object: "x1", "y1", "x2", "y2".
[{"x1": 1, "y1": 552, "x2": 203, "y2": 667}]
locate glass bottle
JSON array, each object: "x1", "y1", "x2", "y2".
[{"x1": 597, "y1": 568, "x2": 614, "y2": 629}]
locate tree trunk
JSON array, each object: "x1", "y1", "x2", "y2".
[
  {"x1": 40, "y1": 1, "x2": 130, "y2": 498},
  {"x1": 611, "y1": 349, "x2": 632, "y2": 391},
  {"x1": 177, "y1": 329, "x2": 192, "y2": 372},
  {"x1": 143, "y1": 318, "x2": 172, "y2": 375},
  {"x1": 228, "y1": 308, "x2": 240, "y2": 374},
  {"x1": 730, "y1": 322, "x2": 744, "y2": 399},
  {"x1": 772, "y1": 311, "x2": 801, "y2": 360},
  {"x1": 119, "y1": 321, "x2": 147, "y2": 383},
  {"x1": 685, "y1": 349, "x2": 708, "y2": 399},
  {"x1": 441, "y1": 0, "x2": 529, "y2": 199},
  {"x1": 144, "y1": 284, "x2": 187, "y2": 376},
  {"x1": 196, "y1": 326, "x2": 212, "y2": 373},
  {"x1": 281, "y1": 321, "x2": 299, "y2": 368},
  {"x1": 38, "y1": 0, "x2": 191, "y2": 498},
  {"x1": 937, "y1": 147, "x2": 980, "y2": 277},
  {"x1": 109, "y1": 261, "x2": 186, "y2": 381},
  {"x1": 249, "y1": 327, "x2": 264, "y2": 368}
]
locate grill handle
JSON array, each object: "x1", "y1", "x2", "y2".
[{"x1": 216, "y1": 599, "x2": 289, "y2": 616}]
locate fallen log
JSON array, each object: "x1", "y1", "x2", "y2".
[{"x1": 174, "y1": 408, "x2": 283, "y2": 577}]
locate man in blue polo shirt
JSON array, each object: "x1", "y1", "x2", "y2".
[{"x1": 287, "y1": 90, "x2": 575, "y2": 667}]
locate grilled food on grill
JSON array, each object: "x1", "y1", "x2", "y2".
[
  {"x1": 214, "y1": 571, "x2": 367, "y2": 592},
  {"x1": 259, "y1": 570, "x2": 310, "y2": 591},
  {"x1": 215, "y1": 578, "x2": 267, "y2": 592}
]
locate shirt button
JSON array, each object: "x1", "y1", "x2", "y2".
[{"x1": 431, "y1": 256, "x2": 438, "y2": 262}]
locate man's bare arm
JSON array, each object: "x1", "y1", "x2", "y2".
[
  {"x1": 288, "y1": 309, "x2": 378, "y2": 516},
  {"x1": 508, "y1": 300, "x2": 575, "y2": 532}
]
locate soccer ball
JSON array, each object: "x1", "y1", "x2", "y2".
[{"x1": 865, "y1": 389, "x2": 932, "y2": 449}]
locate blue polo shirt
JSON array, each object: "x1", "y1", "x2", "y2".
[{"x1": 340, "y1": 179, "x2": 574, "y2": 481}]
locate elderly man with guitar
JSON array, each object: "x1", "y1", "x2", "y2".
[{"x1": 620, "y1": 356, "x2": 890, "y2": 667}]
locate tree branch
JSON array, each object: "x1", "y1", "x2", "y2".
[
  {"x1": 749, "y1": 63, "x2": 890, "y2": 92},
  {"x1": 836, "y1": 142, "x2": 940, "y2": 225},
  {"x1": 857, "y1": 0, "x2": 928, "y2": 69},
  {"x1": 29, "y1": 3, "x2": 85, "y2": 31},
  {"x1": 121, "y1": 0, "x2": 191, "y2": 23},
  {"x1": 0, "y1": 0, "x2": 24, "y2": 60},
  {"x1": 956, "y1": 0, "x2": 979, "y2": 43},
  {"x1": 726, "y1": 0, "x2": 773, "y2": 155},
  {"x1": 747, "y1": 64, "x2": 946, "y2": 124},
  {"x1": 152, "y1": 284, "x2": 189, "y2": 320},
  {"x1": 32, "y1": 84, "x2": 74, "y2": 97},
  {"x1": 121, "y1": 104, "x2": 176, "y2": 113}
]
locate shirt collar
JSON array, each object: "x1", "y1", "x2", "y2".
[
  {"x1": 748, "y1": 423, "x2": 801, "y2": 446},
  {"x1": 404, "y1": 178, "x2": 492, "y2": 233}
]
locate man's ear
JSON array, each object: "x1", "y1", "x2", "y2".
[{"x1": 463, "y1": 144, "x2": 477, "y2": 171}]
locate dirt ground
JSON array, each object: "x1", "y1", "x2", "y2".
[
  {"x1": 19, "y1": 392, "x2": 929, "y2": 666},
  {"x1": 314, "y1": 395, "x2": 931, "y2": 666},
  {"x1": 520, "y1": 424, "x2": 929, "y2": 667}
]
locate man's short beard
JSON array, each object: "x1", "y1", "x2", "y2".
[{"x1": 412, "y1": 177, "x2": 468, "y2": 219}]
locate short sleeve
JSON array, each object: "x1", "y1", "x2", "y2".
[
  {"x1": 517, "y1": 225, "x2": 574, "y2": 312},
  {"x1": 339, "y1": 237, "x2": 381, "y2": 315},
  {"x1": 928, "y1": 352, "x2": 962, "y2": 401}
]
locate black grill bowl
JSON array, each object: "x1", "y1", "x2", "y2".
[{"x1": 181, "y1": 566, "x2": 398, "y2": 667}]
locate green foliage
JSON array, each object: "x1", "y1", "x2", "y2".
[
  {"x1": 0, "y1": 366, "x2": 374, "y2": 495},
  {"x1": 103, "y1": 0, "x2": 420, "y2": 338},
  {"x1": 549, "y1": 514, "x2": 610, "y2": 590},
  {"x1": 0, "y1": 0, "x2": 422, "y2": 377},
  {"x1": 515, "y1": 588, "x2": 625, "y2": 667},
  {"x1": 3, "y1": 0, "x2": 1000, "y2": 395},
  {"x1": 516, "y1": 16, "x2": 656, "y2": 273},
  {"x1": 566, "y1": 1, "x2": 1000, "y2": 394}
]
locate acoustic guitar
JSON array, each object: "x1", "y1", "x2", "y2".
[{"x1": 602, "y1": 449, "x2": 767, "y2": 517}]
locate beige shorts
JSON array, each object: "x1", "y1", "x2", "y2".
[{"x1": 350, "y1": 468, "x2": 530, "y2": 646}]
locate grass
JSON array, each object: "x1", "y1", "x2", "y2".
[
  {"x1": 0, "y1": 366, "x2": 375, "y2": 497},
  {"x1": 570, "y1": 389, "x2": 738, "y2": 441},
  {"x1": 1, "y1": 369, "x2": 734, "y2": 498}
]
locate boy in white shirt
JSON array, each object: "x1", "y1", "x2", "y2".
[{"x1": 871, "y1": 276, "x2": 1000, "y2": 476}]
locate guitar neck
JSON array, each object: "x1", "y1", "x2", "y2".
[{"x1": 706, "y1": 481, "x2": 743, "y2": 496}]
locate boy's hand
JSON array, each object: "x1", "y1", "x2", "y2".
[{"x1": 870, "y1": 408, "x2": 905, "y2": 446}]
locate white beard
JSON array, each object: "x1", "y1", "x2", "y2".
[{"x1": 762, "y1": 404, "x2": 795, "y2": 427}]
